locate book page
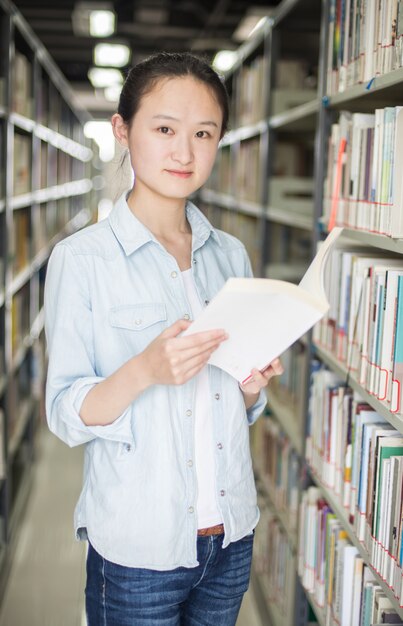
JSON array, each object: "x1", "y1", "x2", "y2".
[
  {"x1": 184, "y1": 228, "x2": 343, "y2": 383},
  {"x1": 182, "y1": 286, "x2": 320, "y2": 384},
  {"x1": 299, "y1": 226, "x2": 343, "y2": 299}
]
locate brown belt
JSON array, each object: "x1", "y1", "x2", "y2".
[{"x1": 197, "y1": 523, "x2": 224, "y2": 536}]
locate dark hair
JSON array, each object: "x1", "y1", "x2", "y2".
[{"x1": 118, "y1": 51, "x2": 229, "y2": 138}]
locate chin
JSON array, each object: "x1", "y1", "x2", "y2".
[{"x1": 165, "y1": 183, "x2": 201, "y2": 198}]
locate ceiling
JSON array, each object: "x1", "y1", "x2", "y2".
[{"x1": 13, "y1": 0, "x2": 280, "y2": 118}]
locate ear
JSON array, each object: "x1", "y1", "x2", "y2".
[{"x1": 111, "y1": 114, "x2": 129, "y2": 147}]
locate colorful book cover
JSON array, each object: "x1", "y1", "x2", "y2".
[
  {"x1": 374, "y1": 439, "x2": 403, "y2": 540},
  {"x1": 392, "y1": 275, "x2": 403, "y2": 413}
]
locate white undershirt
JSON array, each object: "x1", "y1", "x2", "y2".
[{"x1": 181, "y1": 269, "x2": 223, "y2": 529}]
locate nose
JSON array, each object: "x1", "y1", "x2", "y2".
[{"x1": 171, "y1": 133, "x2": 193, "y2": 165}]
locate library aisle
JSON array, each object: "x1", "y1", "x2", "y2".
[{"x1": 0, "y1": 425, "x2": 263, "y2": 626}]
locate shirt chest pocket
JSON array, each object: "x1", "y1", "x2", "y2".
[{"x1": 109, "y1": 303, "x2": 168, "y2": 356}]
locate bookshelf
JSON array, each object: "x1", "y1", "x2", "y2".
[
  {"x1": 302, "y1": 0, "x2": 403, "y2": 622},
  {"x1": 0, "y1": 0, "x2": 96, "y2": 596},
  {"x1": 200, "y1": 0, "x2": 403, "y2": 623},
  {"x1": 197, "y1": 1, "x2": 323, "y2": 623}
]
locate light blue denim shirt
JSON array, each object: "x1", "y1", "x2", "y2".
[{"x1": 44, "y1": 191, "x2": 266, "y2": 570}]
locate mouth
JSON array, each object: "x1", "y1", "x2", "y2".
[{"x1": 166, "y1": 169, "x2": 193, "y2": 178}]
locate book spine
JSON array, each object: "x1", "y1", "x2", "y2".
[{"x1": 391, "y1": 276, "x2": 403, "y2": 413}]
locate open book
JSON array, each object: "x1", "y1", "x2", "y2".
[{"x1": 183, "y1": 227, "x2": 343, "y2": 384}]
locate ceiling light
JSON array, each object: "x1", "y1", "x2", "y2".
[
  {"x1": 88, "y1": 67, "x2": 123, "y2": 88},
  {"x1": 90, "y1": 10, "x2": 116, "y2": 37},
  {"x1": 94, "y1": 43, "x2": 130, "y2": 67},
  {"x1": 212, "y1": 50, "x2": 238, "y2": 73},
  {"x1": 72, "y1": 2, "x2": 116, "y2": 37}
]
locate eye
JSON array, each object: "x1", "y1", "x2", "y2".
[
  {"x1": 158, "y1": 126, "x2": 172, "y2": 135},
  {"x1": 195, "y1": 130, "x2": 210, "y2": 138}
]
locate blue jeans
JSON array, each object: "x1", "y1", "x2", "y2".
[{"x1": 85, "y1": 532, "x2": 254, "y2": 625}]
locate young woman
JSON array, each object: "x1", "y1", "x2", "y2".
[{"x1": 45, "y1": 51, "x2": 283, "y2": 626}]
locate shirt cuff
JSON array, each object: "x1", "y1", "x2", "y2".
[
  {"x1": 60, "y1": 377, "x2": 135, "y2": 445},
  {"x1": 246, "y1": 388, "x2": 267, "y2": 425}
]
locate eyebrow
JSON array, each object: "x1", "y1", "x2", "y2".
[{"x1": 152, "y1": 114, "x2": 218, "y2": 128}]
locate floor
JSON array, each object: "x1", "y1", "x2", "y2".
[{"x1": 0, "y1": 426, "x2": 263, "y2": 626}]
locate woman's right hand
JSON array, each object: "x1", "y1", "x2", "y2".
[{"x1": 137, "y1": 319, "x2": 228, "y2": 388}]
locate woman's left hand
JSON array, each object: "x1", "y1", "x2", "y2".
[{"x1": 240, "y1": 358, "x2": 284, "y2": 397}]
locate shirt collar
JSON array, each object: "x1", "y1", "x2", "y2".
[{"x1": 108, "y1": 191, "x2": 222, "y2": 256}]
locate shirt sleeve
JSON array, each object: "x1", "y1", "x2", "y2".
[
  {"x1": 44, "y1": 242, "x2": 135, "y2": 448},
  {"x1": 245, "y1": 389, "x2": 267, "y2": 425}
]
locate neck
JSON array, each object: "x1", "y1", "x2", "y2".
[{"x1": 127, "y1": 185, "x2": 189, "y2": 237}]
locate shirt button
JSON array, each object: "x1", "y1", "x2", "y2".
[
  {"x1": 188, "y1": 506, "x2": 194, "y2": 514},
  {"x1": 187, "y1": 460, "x2": 193, "y2": 467},
  {"x1": 171, "y1": 271, "x2": 178, "y2": 278},
  {"x1": 214, "y1": 393, "x2": 220, "y2": 400},
  {"x1": 126, "y1": 444, "x2": 132, "y2": 452},
  {"x1": 220, "y1": 490, "x2": 226, "y2": 497},
  {"x1": 205, "y1": 300, "x2": 210, "y2": 305},
  {"x1": 186, "y1": 409, "x2": 192, "y2": 417},
  {"x1": 183, "y1": 313, "x2": 190, "y2": 320},
  {"x1": 134, "y1": 319, "x2": 142, "y2": 326},
  {"x1": 217, "y1": 443, "x2": 223, "y2": 450}
]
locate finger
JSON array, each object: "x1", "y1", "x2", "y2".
[
  {"x1": 162, "y1": 319, "x2": 192, "y2": 338},
  {"x1": 181, "y1": 354, "x2": 216, "y2": 382},
  {"x1": 260, "y1": 359, "x2": 284, "y2": 378},
  {"x1": 175, "y1": 335, "x2": 227, "y2": 360},
  {"x1": 181, "y1": 342, "x2": 220, "y2": 371},
  {"x1": 176, "y1": 342, "x2": 221, "y2": 379},
  {"x1": 175, "y1": 329, "x2": 228, "y2": 352},
  {"x1": 270, "y1": 358, "x2": 284, "y2": 375},
  {"x1": 250, "y1": 368, "x2": 268, "y2": 385}
]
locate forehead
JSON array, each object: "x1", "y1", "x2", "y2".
[{"x1": 139, "y1": 76, "x2": 221, "y2": 116}]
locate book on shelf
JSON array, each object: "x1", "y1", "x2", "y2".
[
  {"x1": 13, "y1": 132, "x2": 32, "y2": 196},
  {"x1": 314, "y1": 246, "x2": 403, "y2": 413},
  {"x1": 392, "y1": 276, "x2": 403, "y2": 413},
  {"x1": 254, "y1": 494, "x2": 296, "y2": 624},
  {"x1": 268, "y1": 340, "x2": 309, "y2": 431},
  {"x1": 258, "y1": 416, "x2": 300, "y2": 532},
  {"x1": 209, "y1": 145, "x2": 231, "y2": 195},
  {"x1": 12, "y1": 51, "x2": 33, "y2": 118},
  {"x1": 323, "y1": 107, "x2": 403, "y2": 237},
  {"x1": 200, "y1": 204, "x2": 262, "y2": 275},
  {"x1": 299, "y1": 485, "x2": 403, "y2": 624},
  {"x1": 13, "y1": 209, "x2": 30, "y2": 274},
  {"x1": 183, "y1": 226, "x2": 342, "y2": 384},
  {"x1": 326, "y1": 0, "x2": 402, "y2": 95},
  {"x1": 306, "y1": 363, "x2": 403, "y2": 602},
  {"x1": 40, "y1": 142, "x2": 48, "y2": 189},
  {"x1": 11, "y1": 285, "x2": 31, "y2": 357},
  {"x1": 236, "y1": 138, "x2": 261, "y2": 203},
  {"x1": 236, "y1": 56, "x2": 267, "y2": 126}
]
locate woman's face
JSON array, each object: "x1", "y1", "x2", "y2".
[{"x1": 125, "y1": 76, "x2": 223, "y2": 203}]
